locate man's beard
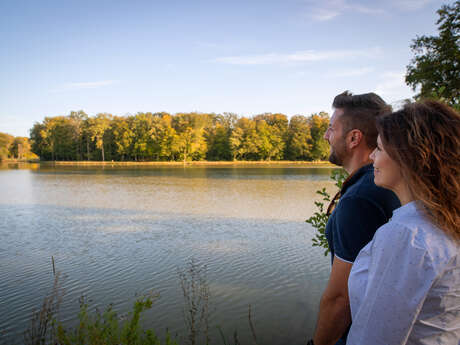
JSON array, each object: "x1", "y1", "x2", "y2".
[{"x1": 328, "y1": 140, "x2": 347, "y2": 166}]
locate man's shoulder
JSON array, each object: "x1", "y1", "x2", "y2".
[{"x1": 344, "y1": 168, "x2": 398, "y2": 207}]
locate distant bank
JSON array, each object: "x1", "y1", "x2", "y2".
[{"x1": 47, "y1": 160, "x2": 335, "y2": 167}]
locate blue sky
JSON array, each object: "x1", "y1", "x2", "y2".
[{"x1": 0, "y1": 0, "x2": 450, "y2": 137}]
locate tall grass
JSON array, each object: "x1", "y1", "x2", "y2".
[
  {"x1": 17, "y1": 258, "x2": 261, "y2": 345},
  {"x1": 179, "y1": 259, "x2": 210, "y2": 345},
  {"x1": 24, "y1": 272, "x2": 64, "y2": 345}
]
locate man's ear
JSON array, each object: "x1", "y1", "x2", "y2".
[{"x1": 347, "y1": 129, "x2": 363, "y2": 149}]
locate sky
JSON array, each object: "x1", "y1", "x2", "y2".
[{"x1": 0, "y1": 0, "x2": 452, "y2": 137}]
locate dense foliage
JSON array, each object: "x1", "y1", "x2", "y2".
[
  {"x1": 30, "y1": 111, "x2": 330, "y2": 162},
  {"x1": 406, "y1": 1, "x2": 460, "y2": 107},
  {"x1": 0, "y1": 132, "x2": 36, "y2": 161}
]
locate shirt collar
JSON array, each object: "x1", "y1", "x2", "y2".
[
  {"x1": 341, "y1": 164, "x2": 373, "y2": 195},
  {"x1": 392, "y1": 201, "x2": 420, "y2": 218}
]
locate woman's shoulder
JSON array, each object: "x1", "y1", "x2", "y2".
[{"x1": 375, "y1": 202, "x2": 459, "y2": 271}]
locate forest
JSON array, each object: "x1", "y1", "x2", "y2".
[{"x1": 26, "y1": 111, "x2": 330, "y2": 162}]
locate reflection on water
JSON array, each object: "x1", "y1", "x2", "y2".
[{"x1": 0, "y1": 163, "x2": 336, "y2": 345}]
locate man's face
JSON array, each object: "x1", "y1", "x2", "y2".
[{"x1": 323, "y1": 108, "x2": 348, "y2": 166}]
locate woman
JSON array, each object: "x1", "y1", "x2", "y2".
[{"x1": 346, "y1": 101, "x2": 460, "y2": 345}]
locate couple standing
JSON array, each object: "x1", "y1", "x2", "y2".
[{"x1": 309, "y1": 92, "x2": 460, "y2": 345}]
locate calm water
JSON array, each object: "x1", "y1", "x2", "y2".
[{"x1": 0, "y1": 162, "x2": 336, "y2": 345}]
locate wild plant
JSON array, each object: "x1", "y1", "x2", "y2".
[
  {"x1": 178, "y1": 258, "x2": 210, "y2": 345},
  {"x1": 24, "y1": 271, "x2": 64, "y2": 345},
  {"x1": 306, "y1": 169, "x2": 347, "y2": 255}
]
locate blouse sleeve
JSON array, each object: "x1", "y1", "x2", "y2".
[{"x1": 347, "y1": 222, "x2": 437, "y2": 345}]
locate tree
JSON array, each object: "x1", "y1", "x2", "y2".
[
  {"x1": 68, "y1": 111, "x2": 88, "y2": 160},
  {"x1": 202, "y1": 113, "x2": 235, "y2": 161},
  {"x1": 110, "y1": 116, "x2": 134, "y2": 161},
  {"x1": 149, "y1": 115, "x2": 177, "y2": 161},
  {"x1": 172, "y1": 127, "x2": 207, "y2": 162},
  {"x1": 87, "y1": 113, "x2": 112, "y2": 161},
  {"x1": 230, "y1": 117, "x2": 259, "y2": 160},
  {"x1": 10, "y1": 137, "x2": 31, "y2": 159},
  {"x1": 172, "y1": 113, "x2": 209, "y2": 161},
  {"x1": 286, "y1": 115, "x2": 313, "y2": 160},
  {"x1": 30, "y1": 122, "x2": 50, "y2": 160},
  {"x1": 205, "y1": 124, "x2": 231, "y2": 161},
  {"x1": 49, "y1": 116, "x2": 80, "y2": 160},
  {"x1": 308, "y1": 112, "x2": 330, "y2": 160},
  {"x1": 131, "y1": 113, "x2": 155, "y2": 161},
  {"x1": 254, "y1": 113, "x2": 288, "y2": 160},
  {"x1": 0, "y1": 132, "x2": 14, "y2": 160},
  {"x1": 405, "y1": 1, "x2": 460, "y2": 106}
]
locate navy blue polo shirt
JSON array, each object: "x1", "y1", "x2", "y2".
[{"x1": 325, "y1": 164, "x2": 400, "y2": 264}]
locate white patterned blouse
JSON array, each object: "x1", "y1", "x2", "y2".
[{"x1": 347, "y1": 201, "x2": 460, "y2": 345}]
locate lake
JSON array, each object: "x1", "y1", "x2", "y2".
[{"x1": 0, "y1": 162, "x2": 336, "y2": 345}]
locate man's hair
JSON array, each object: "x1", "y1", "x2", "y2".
[
  {"x1": 332, "y1": 91, "x2": 391, "y2": 149},
  {"x1": 376, "y1": 100, "x2": 460, "y2": 241}
]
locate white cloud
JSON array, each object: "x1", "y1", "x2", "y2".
[
  {"x1": 351, "y1": 4, "x2": 386, "y2": 14},
  {"x1": 213, "y1": 47, "x2": 382, "y2": 65},
  {"x1": 305, "y1": 0, "x2": 385, "y2": 21},
  {"x1": 375, "y1": 71, "x2": 415, "y2": 102},
  {"x1": 64, "y1": 80, "x2": 119, "y2": 89},
  {"x1": 49, "y1": 80, "x2": 119, "y2": 93}
]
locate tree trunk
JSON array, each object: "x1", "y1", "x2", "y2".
[
  {"x1": 101, "y1": 140, "x2": 105, "y2": 162},
  {"x1": 87, "y1": 138, "x2": 90, "y2": 161}
]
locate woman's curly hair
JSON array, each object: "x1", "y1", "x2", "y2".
[{"x1": 376, "y1": 100, "x2": 460, "y2": 241}]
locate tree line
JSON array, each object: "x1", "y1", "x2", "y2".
[
  {"x1": 29, "y1": 111, "x2": 330, "y2": 162},
  {"x1": 0, "y1": 132, "x2": 36, "y2": 161}
]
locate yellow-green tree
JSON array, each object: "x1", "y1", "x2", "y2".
[
  {"x1": 87, "y1": 113, "x2": 112, "y2": 161},
  {"x1": 9, "y1": 137, "x2": 31, "y2": 159},
  {"x1": 0, "y1": 132, "x2": 14, "y2": 160},
  {"x1": 230, "y1": 117, "x2": 258, "y2": 160},
  {"x1": 147, "y1": 114, "x2": 177, "y2": 161},
  {"x1": 110, "y1": 116, "x2": 134, "y2": 161},
  {"x1": 308, "y1": 112, "x2": 330, "y2": 160},
  {"x1": 286, "y1": 115, "x2": 313, "y2": 160}
]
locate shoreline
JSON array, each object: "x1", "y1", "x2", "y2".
[{"x1": 42, "y1": 160, "x2": 335, "y2": 167}]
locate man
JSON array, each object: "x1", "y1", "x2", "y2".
[{"x1": 310, "y1": 91, "x2": 400, "y2": 345}]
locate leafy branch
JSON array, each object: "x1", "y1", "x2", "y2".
[{"x1": 306, "y1": 169, "x2": 348, "y2": 256}]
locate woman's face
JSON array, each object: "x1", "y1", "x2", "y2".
[{"x1": 370, "y1": 135, "x2": 403, "y2": 192}]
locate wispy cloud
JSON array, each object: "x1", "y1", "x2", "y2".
[
  {"x1": 212, "y1": 47, "x2": 382, "y2": 65},
  {"x1": 392, "y1": 0, "x2": 435, "y2": 11},
  {"x1": 305, "y1": 0, "x2": 385, "y2": 21},
  {"x1": 310, "y1": 5, "x2": 342, "y2": 21},
  {"x1": 64, "y1": 80, "x2": 119, "y2": 89},
  {"x1": 50, "y1": 80, "x2": 119, "y2": 93}
]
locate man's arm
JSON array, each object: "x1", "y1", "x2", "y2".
[{"x1": 313, "y1": 256, "x2": 352, "y2": 345}]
